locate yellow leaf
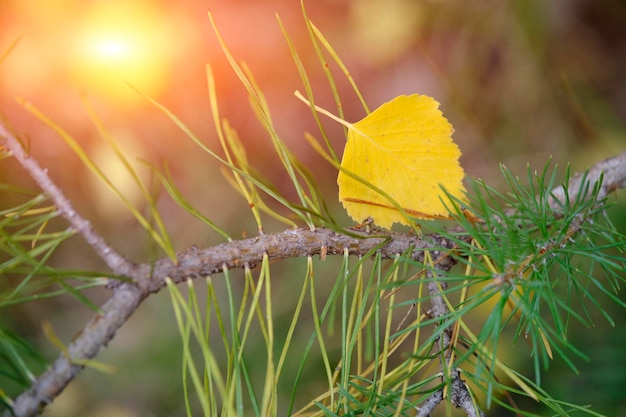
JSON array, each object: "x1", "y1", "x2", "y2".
[{"x1": 338, "y1": 94, "x2": 466, "y2": 229}]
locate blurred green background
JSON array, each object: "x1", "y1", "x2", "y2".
[{"x1": 1, "y1": 0, "x2": 625, "y2": 415}]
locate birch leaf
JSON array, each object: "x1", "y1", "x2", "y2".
[{"x1": 338, "y1": 94, "x2": 466, "y2": 229}]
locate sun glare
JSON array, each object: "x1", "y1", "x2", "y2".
[
  {"x1": 70, "y1": 1, "x2": 176, "y2": 105},
  {"x1": 95, "y1": 39, "x2": 129, "y2": 59}
]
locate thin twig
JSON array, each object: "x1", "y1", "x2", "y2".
[
  {"x1": 0, "y1": 124, "x2": 136, "y2": 277},
  {"x1": 416, "y1": 388, "x2": 443, "y2": 417},
  {"x1": 422, "y1": 268, "x2": 485, "y2": 417}
]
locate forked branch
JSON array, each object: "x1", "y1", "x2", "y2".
[{"x1": 1, "y1": 122, "x2": 625, "y2": 417}]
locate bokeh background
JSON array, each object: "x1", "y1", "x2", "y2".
[{"x1": 1, "y1": 0, "x2": 625, "y2": 416}]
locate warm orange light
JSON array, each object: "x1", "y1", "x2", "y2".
[{"x1": 70, "y1": 1, "x2": 176, "y2": 105}]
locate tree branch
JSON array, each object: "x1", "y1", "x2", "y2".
[
  {"x1": 1, "y1": 126, "x2": 461, "y2": 416},
  {"x1": 421, "y1": 270, "x2": 486, "y2": 416},
  {"x1": 0, "y1": 124, "x2": 137, "y2": 278},
  {"x1": 5, "y1": 229, "x2": 458, "y2": 417},
  {"x1": 2, "y1": 123, "x2": 625, "y2": 417},
  {"x1": 548, "y1": 150, "x2": 626, "y2": 212}
]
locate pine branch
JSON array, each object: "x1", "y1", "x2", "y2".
[
  {"x1": 2, "y1": 121, "x2": 625, "y2": 417},
  {"x1": 0, "y1": 121, "x2": 459, "y2": 416},
  {"x1": 416, "y1": 152, "x2": 626, "y2": 417}
]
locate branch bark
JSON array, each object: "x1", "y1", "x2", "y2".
[
  {"x1": 2, "y1": 123, "x2": 625, "y2": 417},
  {"x1": 548, "y1": 151, "x2": 626, "y2": 211}
]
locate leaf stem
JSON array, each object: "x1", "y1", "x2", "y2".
[{"x1": 294, "y1": 90, "x2": 353, "y2": 130}]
